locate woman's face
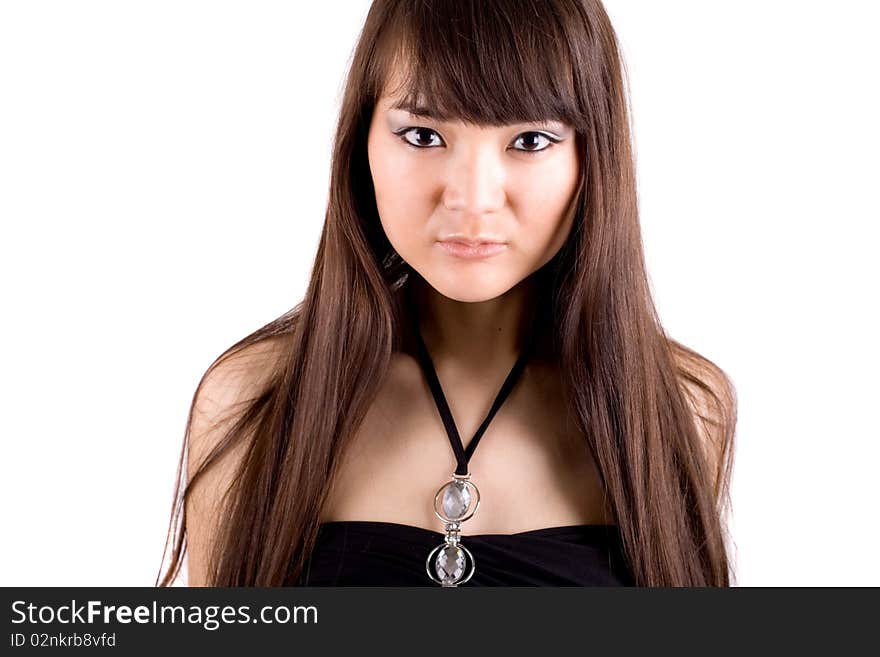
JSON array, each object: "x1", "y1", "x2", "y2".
[{"x1": 367, "y1": 89, "x2": 581, "y2": 303}]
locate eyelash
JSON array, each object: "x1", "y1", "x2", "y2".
[{"x1": 393, "y1": 127, "x2": 561, "y2": 155}]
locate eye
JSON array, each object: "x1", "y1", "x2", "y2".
[
  {"x1": 393, "y1": 127, "x2": 561, "y2": 154},
  {"x1": 396, "y1": 127, "x2": 444, "y2": 149},
  {"x1": 512, "y1": 131, "x2": 559, "y2": 154}
]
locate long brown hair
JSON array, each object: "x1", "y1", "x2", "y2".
[{"x1": 156, "y1": 0, "x2": 737, "y2": 587}]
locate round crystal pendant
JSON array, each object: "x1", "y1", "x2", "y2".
[
  {"x1": 426, "y1": 473, "x2": 480, "y2": 586},
  {"x1": 433, "y1": 477, "x2": 480, "y2": 523},
  {"x1": 426, "y1": 536, "x2": 475, "y2": 586}
]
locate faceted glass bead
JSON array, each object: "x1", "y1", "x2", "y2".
[
  {"x1": 435, "y1": 545, "x2": 466, "y2": 583},
  {"x1": 441, "y1": 480, "x2": 471, "y2": 520}
]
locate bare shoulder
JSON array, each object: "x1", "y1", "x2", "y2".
[
  {"x1": 188, "y1": 335, "x2": 287, "y2": 472},
  {"x1": 185, "y1": 334, "x2": 288, "y2": 585},
  {"x1": 192, "y1": 336, "x2": 287, "y2": 424}
]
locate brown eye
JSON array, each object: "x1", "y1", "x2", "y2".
[
  {"x1": 512, "y1": 131, "x2": 556, "y2": 153},
  {"x1": 398, "y1": 127, "x2": 443, "y2": 148}
]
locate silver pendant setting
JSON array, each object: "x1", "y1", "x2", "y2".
[{"x1": 425, "y1": 473, "x2": 480, "y2": 586}]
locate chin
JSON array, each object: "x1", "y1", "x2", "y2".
[
  {"x1": 419, "y1": 270, "x2": 515, "y2": 304},
  {"x1": 436, "y1": 289, "x2": 501, "y2": 303}
]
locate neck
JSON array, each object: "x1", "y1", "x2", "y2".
[{"x1": 406, "y1": 274, "x2": 539, "y2": 371}]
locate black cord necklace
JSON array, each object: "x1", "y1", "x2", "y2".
[{"x1": 406, "y1": 289, "x2": 539, "y2": 586}]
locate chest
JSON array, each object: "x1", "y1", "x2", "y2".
[{"x1": 321, "y1": 357, "x2": 614, "y2": 534}]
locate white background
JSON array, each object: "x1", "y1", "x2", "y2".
[{"x1": 1, "y1": 1, "x2": 877, "y2": 586}]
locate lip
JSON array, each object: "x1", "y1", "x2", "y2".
[{"x1": 437, "y1": 239, "x2": 508, "y2": 260}]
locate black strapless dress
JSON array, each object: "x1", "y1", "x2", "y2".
[{"x1": 298, "y1": 520, "x2": 634, "y2": 586}]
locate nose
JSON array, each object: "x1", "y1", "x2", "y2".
[{"x1": 441, "y1": 142, "x2": 506, "y2": 217}]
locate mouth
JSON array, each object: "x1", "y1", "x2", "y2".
[{"x1": 436, "y1": 239, "x2": 508, "y2": 260}]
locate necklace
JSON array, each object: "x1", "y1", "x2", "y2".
[{"x1": 407, "y1": 294, "x2": 538, "y2": 586}]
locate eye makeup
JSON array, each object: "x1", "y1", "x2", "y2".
[{"x1": 391, "y1": 125, "x2": 565, "y2": 155}]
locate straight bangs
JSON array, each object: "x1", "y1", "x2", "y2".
[{"x1": 366, "y1": 0, "x2": 587, "y2": 129}]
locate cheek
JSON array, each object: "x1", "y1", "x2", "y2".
[
  {"x1": 513, "y1": 159, "x2": 579, "y2": 254},
  {"x1": 373, "y1": 170, "x2": 428, "y2": 251},
  {"x1": 369, "y1": 140, "x2": 426, "y2": 250}
]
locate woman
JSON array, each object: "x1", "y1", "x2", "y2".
[{"x1": 157, "y1": 0, "x2": 737, "y2": 587}]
